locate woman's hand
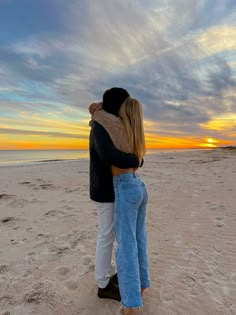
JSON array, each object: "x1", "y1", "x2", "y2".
[{"x1": 89, "y1": 102, "x2": 102, "y2": 115}]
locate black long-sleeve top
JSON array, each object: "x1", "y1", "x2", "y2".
[{"x1": 89, "y1": 121, "x2": 140, "y2": 202}]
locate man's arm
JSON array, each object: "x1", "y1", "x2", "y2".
[{"x1": 93, "y1": 121, "x2": 140, "y2": 168}]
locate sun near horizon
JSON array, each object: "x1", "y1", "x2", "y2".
[
  {"x1": 0, "y1": 109, "x2": 234, "y2": 150},
  {"x1": 0, "y1": 132, "x2": 233, "y2": 151}
]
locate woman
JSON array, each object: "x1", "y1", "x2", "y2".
[{"x1": 90, "y1": 96, "x2": 150, "y2": 314}]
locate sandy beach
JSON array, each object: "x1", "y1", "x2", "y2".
[{"x1": 0, "y1": 149, "x2": 235, "y2": 315}]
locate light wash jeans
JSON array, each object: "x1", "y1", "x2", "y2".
[
  {"x1": 95, "y1": 202, "x2": 116, "y2": 288},
  {"x1": 113, "y1": 172, "x2": 150, "y2": 308}
]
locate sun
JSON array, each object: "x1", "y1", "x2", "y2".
[
  {"x1": 205, "y1": 138, "x2": 218, "y2": 147},
  {"x1": 199, "y1": 138, "x2": 219, "y2": 148},
  {"x1": 206, "y1": 138, "x2": 217, "y2": 144}
]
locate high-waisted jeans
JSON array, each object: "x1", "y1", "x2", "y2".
[{"x1": 113, "y1": 172, "x2": 150, "y2": 308}]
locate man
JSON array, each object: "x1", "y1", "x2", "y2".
[{"x1": 89, "y1": 88, "x2": 140, "y2": 301}]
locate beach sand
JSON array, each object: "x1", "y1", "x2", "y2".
[{"x1": 0, "y1": 149, "x2": 235, "y2": 315}]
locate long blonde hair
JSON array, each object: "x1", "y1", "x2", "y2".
[{"x1": 119, "y1": 96, "x2": 146, "y2": 161}]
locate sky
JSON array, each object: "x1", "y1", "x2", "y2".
[{"x1": 0, "y1": 0, "x2": 236, "y2": 150}]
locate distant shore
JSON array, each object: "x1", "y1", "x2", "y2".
[{"x1": 216, "y1": 145, "x2": 236, "y2": 150}]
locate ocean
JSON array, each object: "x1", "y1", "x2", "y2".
[
  {"x1": 0, "y1": 150, "x2": 89, "y2": 167},
  {"x1": 0, "y1": 149, "x2": 202, "y2": 167}
]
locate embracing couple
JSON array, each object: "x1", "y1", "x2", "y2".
[{"x1": 89, "y1": 87, "x2": 150, "y2": 314}]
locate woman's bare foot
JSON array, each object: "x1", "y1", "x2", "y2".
[
  {"x1": 141, "y1": 288, "x2": 145, "y2": 296},
  {"x1": 121, "y1": 308, "x2": 134, "y2": 315}
]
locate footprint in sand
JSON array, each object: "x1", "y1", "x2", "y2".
[
  {"x1": 9, "y1": 199, "x2": 28, "y2": 208},
  {"x1": 183, "y1": 248, "x2": 200, "y2": 262},
  {"x1": 152, "y1": 251, "x2": 159, "y2": 257},
  {"x1": 44, "y1": 209, "x2": 76, "y2": 222},
  {"x1": 161, "y1": 290, "x2": 175, "y2": 302},
  {"x1": 65, "y1": 280, "x2": 78, "y2": 290},
  {"x1": 69, "y1": 232, "x2": 88, "y2": 249},
  {"x1": 0, "y1": 265, "x2": 11, "y2": 274},
  {"x1": 56, "y1": 267, "x2": 79, "y2": 290},
  {"x1": 39, "y1": 184, "x2": 54, "y2": 190},
  {"x1": 83, "y1": 255, "x2": 92, "y2": 266},
  {"x1": 36, "y1": 232, "x2": 52, "y2": 239},
  {"x1": 29, "y1": 182, "x2": 55, "y2": 191},
  {"x1": 35, "y1": 233, "x2": 53, "y2": 246},
  {"x1": 24, "y1": 252, "x2": 36, "y2": 264},
  {"x1": 36, "y1": 178, "x2": 44, "y2": 182},
  {"x1": 50, "y1": 244, "x2": 71, "y2": 257},
  {"x1": 64, "y1": 188, "x2": 80, "y2": 193},
  {"x1": 0, "y1": 216, "x2": 15, "y2": 224},
  {"x1": 0, "y1": 194, "x2": 14, "y2": 200},
  {"x1": 30, "y1": 198, "x2": 46, "y2": 205},
  {"x1": 13, "y1": 225, "x2": 21, "y2": 230},
  {"x1": 205, "y1": 201, "x2": 218, "y2": 211},
  {"x1": 64, "y1": 205, "x2": 74, "y2": 211},
  {"x1": 204, "y1": 271, "x2": 213, "y2": 277},
  {"x1": 57, "y1": 266, "x2": 70, "y2": 277},
  {"x1": 24, "y1": 281, "x2": 56, "y2": 304},
  {"x1": 72, "y1": 308, "x2": 87, "y2": 315},
  {"x1": 10, "y1": 239, "x2": 19, "y2": 245},
  {"x1": 44, "y1": 209, "x2": 66, "y2": 218},
  {"x1": 0, "y1": 295, "x2": 15, "y2": 306},
  {"x1": 214, "y1": 217, "x2": 225, "y2": 228},
  {"x1": 183, "y1": 275, "x2": 196, "y2": 288}
]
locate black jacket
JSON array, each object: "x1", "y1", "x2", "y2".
[{"x1": 89, "y1": 121, "x2": 140, "y2": 202}]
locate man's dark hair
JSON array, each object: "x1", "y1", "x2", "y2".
[{"x1": 102, "y1": 87, "x2": 129, "y2": 117}]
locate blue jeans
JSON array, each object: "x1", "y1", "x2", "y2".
[{"x1": 113, "y1": 172, "x2": 150, "y2": 308}]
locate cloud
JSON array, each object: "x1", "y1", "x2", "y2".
[
  {"x1": 0, "y1": 100, "x2": 90, "y2": 138},
  {"x1": 197, "y1": 25, "x2": 236, "y2": 56},
  {"x1": 0, "y1": 0, "x2": 236, "y2": 145},
  {"x1": 56, "y1": 0, "x2": 236, "y2": 122}
]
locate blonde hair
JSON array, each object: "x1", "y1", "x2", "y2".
[{"x1": 119, "y1": 96, "x2": 146, "y2": 161}]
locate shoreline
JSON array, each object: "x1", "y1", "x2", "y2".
[
  {"x1": 0, "y1": 158, "x2": 88, "y2": 169},
  {"x1": 0, "y1": 148, "x2": 222, "y2": 168}
]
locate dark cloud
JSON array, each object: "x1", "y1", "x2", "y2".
[
  {"x1": 99, "y1": 46, "x2": 235, "y2": 127},
  {"x1": 0, "y1": 46, "x2": 67, "y2": 83}
]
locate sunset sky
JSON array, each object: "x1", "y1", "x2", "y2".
[{"x1": 0, "y1": 0, "x2": 236, "y2": 150}]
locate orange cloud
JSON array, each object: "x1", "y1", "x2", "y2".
[
  {"x1": 199, "y1": 114, "x2": 236, "y2": 132},
  {"x1": 0, "y1": 134, "x2": 89, "y2": 150}
]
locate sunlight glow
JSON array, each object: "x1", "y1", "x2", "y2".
[
  {"x1": 199, "y1": 114, "x2": 236, "y2": 132},
  {"x1": 206, "y1": 138, "x2": 217, "y2": 144}
]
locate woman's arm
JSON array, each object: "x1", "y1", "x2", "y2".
[
  {"x1": 92, "y1": 109, "x2": 132, "y2": 154},
  {"x1": 93, "y1": 109, "x2": 121, "y2": 135},
  {"x1": 92, "y1": 121, "x2": 140, "y2": 168}
]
